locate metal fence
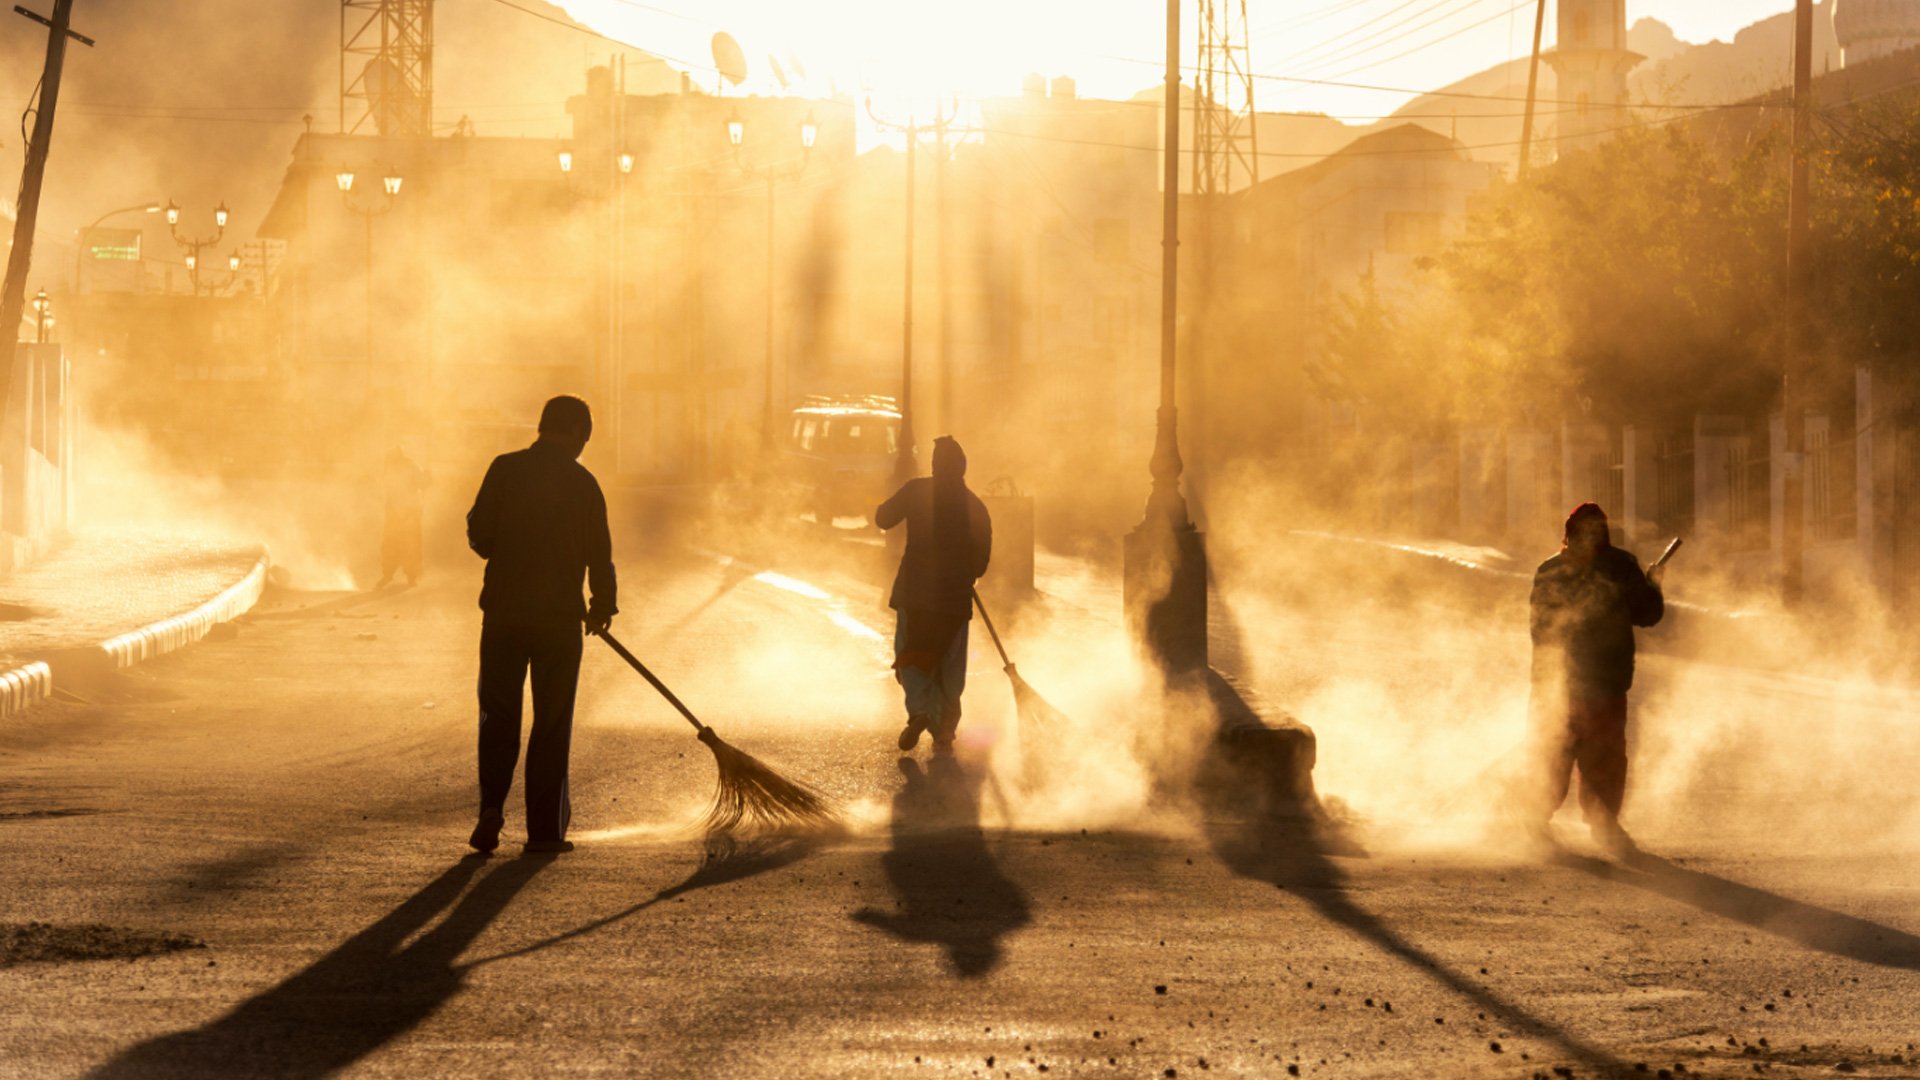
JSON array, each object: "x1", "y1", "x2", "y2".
[
  {"x1": 1808, "y1": 428, "x2": 1859, "y2": 542},
  {"x1": 1655, "y1": 432, "x2": 1695, "y2": 538},
  {"x1": 1725, "y1": 439, "x2": 1771, "y2": 550},
  {"x1": 1587, "y1": 444, "x2": 1624, "y2": 521}
]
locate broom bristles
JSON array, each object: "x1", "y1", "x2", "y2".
[
  {"x1": 1007, "y1": 665, "x2": 1071, "y2": 733},
  {"x1": 697, "y1": 727, "x2": 842, "y2": 836}
]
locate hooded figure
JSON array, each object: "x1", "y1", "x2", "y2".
[
  {"x1": 377, "y1": 447, "x2": 427, "y2": 588},
  {"x1": 1527, "y1": 502, "x2": 1664, "y2": 856},
  {"x1": 875, "y1": 436, "x2": 993, "y2": 754}
]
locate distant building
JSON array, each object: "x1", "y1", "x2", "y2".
[
  {"x1": 1208, "y1": 124, "x2": 1498, "y2": 463},
  {"x1": 255, "y1": 69, "x2": 856, "y2": 483},
  {"x1": 1834, "y1": 0, "x2": 1920, "y2": 65},
  {"x1": 1546, "y1": 0, "x2": 1644, "y2": 151}
]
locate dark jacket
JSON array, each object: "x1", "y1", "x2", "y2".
[
  {"x1": 875, "y1": 477, "x2": 991, "y2": 617},
  {"x1": 466, "y1": 442, "x2": 617, "y2": 625},
  {"x1": 1530, "y1": 544, "x2": 1663, "y2": 697}
]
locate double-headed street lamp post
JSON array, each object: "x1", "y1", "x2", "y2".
[
  {"x1": 727, "y1": 108, "x2": 817, "y2": 450},
  {"x1": 165, "y1": 199, "x2": 228, "y2": 296},
  {"x1": 335, "y1": 167, "x2": 402, "y2": 396}
]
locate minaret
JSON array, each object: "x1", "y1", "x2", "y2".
[{"x1": 1545, "y1": 0, "x2": 1643, "y2": 152}]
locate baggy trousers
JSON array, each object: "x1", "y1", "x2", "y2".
[
  {"x1": 477, "y1": 617, "x2": 583, "y2": 842},
  {"x1": 893, "y1": 610, "x2": 969, "y2": 740},
  {"x1": 1542, "y1": 693, "x2": 1630, "y2": 827}
]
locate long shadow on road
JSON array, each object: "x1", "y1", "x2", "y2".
[
  {"x1": 1561, "y1": 850, "x2": 1920, "y2": 970},
  {"x1": 853, "y1": 755, "x2": 1031, "y2": 978},
  {"x1": 91, "y1": 853, "x2": 547, "y2": 1080},
  {"x1": 1208, "y1": 816, "x2": 1631, "y2": 1075},
  {"x1": 464, "y1": 834, "x2": 823, "y2": 968}
]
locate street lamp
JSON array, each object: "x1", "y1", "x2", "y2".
[
  {"x1": 729, "y1": 108, "x2": 818, "y2": 450},
  {"x1": 1121, "y1": 0, "x2": 1207, "y2": 677},
  {"x1": 165, "y1": 198, "x2": 228, "y2": 296},
  {"x1": 338, "y1": 164, "x2": 403, "y2": 395},
  {"x1": 30, "y1": 287, "x2": 51, "y2": 343},
  {"x1": 557, "y1": 149, "x2": 574, "y2": 175}
]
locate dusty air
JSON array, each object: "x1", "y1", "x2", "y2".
[{"x1": 4, "y1": 0, "x2": 1920, "y2": 1076}]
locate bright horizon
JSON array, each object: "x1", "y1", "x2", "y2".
[{"x1": 557, "y1": 0, "x2": 1801, "y2": 127}]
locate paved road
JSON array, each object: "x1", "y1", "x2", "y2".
[{"x1": 4, "y1": 535, "x2": 1920, "y2": 1079}]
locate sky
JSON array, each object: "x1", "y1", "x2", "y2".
[{"x1": 556, "y1": 0, "x2": 1802, "y2": 124}]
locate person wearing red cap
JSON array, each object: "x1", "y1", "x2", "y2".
[{"x1": 1527, "y1": 502, "x2": 1665, "y2": 857}]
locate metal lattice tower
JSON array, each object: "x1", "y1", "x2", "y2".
[
  {"x1": 1193, "y1": 0, "x2": 1259, "y2": 195},
  {"x1": 341, "y1": 0, "x2": 433, "y2": 137}
]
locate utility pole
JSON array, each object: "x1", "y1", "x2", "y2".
[
  {"x1": 1518, "y1": 0, "x2": 1547, "y2": 178},
  {"x1": 935, "y1": 111, "x2": 952, "y2": 438},
  {"x1": 867, "y1": 98, "x2": 959, "y2": 485},
  {"x1": 1782, "y1": 0, "x2": 1815, "y2": 603},
  {"x1": 1, "y1": 0, "x2": 90, "y2": 420}
]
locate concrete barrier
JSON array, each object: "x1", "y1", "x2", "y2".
[
  {"x1": 95, "y1": 553, "x2": 269, "y2": 670},
  {"x1": 0, "y1": 660, "x2": 51, "y2": 719}
]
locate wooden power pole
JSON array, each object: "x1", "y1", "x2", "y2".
[
  {"x1": 1, "y1": 1, "x2": 90, "y2": 419},
  {"x1": 1518, "y1": 0, "x2": 1548, "y2": 178}
]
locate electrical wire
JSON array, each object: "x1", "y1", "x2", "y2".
[{"x1": 1312, "y1": 0, "x2": 1539, "y2": 80}]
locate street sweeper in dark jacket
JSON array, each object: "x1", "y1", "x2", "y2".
[
  {"x1": 463, "y1": 394, "x2": 617, "y2": 855},
  {"x1": 1528, "y1": 501, "x2": 1663, "y2": 857},
  {"x1": 876, "y1": 436, "x2": 992, "y2": 755}
]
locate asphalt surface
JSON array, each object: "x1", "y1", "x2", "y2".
[{"x1": 3, "y1": 532, "x2": 1920, "y2": 1079}]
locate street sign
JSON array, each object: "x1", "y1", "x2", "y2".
[{"x1": 81, "y1": 225, "x2": 141, "y2": 293}]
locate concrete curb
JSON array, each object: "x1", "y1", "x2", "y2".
[
  {"x1": 0, "y1": 661, "x2": 51, "y2": 720},
  {"x1": 95, "y1": 552, "x2": 270, "y2": 670}
]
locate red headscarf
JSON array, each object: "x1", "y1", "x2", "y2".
[{"x1": 1562, "y1": 502, "x2": 1610, "y2": 563}]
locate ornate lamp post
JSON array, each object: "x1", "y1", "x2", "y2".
[
  {"x1": 336, "y1": 166, "x2": 402, "y2": 393},
  {"x1": 728, "y1": 108, "x2": 816, "y2": 449},
  {"x1": 165, "y1": 199, "x2": 227, "y2": 296},
  {"x1": 1122, "y1": 0, "x2": 1208, "y2": 676}
]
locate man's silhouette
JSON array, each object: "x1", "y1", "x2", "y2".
[
  {"x1": 1528, "y1": 501, "x2": 1663, "y2": 857},
  {"x1": 875, "y1": 436, "x2": 991, "y2": 755},
  {"x1": 464, "y1": 396, "x2": 617, "y2": 854}
]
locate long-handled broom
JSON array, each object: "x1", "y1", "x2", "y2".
[
  {"x1": 971, "y1": 588, "x2": 1073, "y2": 745},
  {"x1": 595, "y1": 631, "x2": 840, "y2": 836}
]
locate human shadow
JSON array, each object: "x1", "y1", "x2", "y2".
[
  {"x1": 1207, "y1": 815, "x2": 1631, "y2": 1075},
  {"x1": 852, "y1": 756, "x2": 1031, "y2": 978},
  {"x1": 1558, "y1": 849, "x2": 1920, "y2": 971},
  {"x1": 91, "y1": 854, "x2": 547, "y2": 1080},
  {"x1": 464, "y1": 834, "x2": 822, "y2": 968}
]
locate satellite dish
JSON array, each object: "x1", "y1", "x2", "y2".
[
  {"x1": 711, "y1": 32, "x2": 748, "y2": 86},
  {"x1": 768, "y1": 54, "x2": 790, "y2": 90}
]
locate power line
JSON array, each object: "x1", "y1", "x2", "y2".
[
  {"x1": 1266, "y1": 0, "x2": 1442, "y2": 69},
  {"x1": 1314, "y1": 0, "x2": 1538, "y2": 80},
  {"x1": 1290, "y1": 0, "x2": 1497, "y2": 75}
]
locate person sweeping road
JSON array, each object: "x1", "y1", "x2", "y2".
[
  {"x1": 876, "y1": 436, "x2": 991, "y2": 756},
  {"x1": 464, "y1": 395, "x2": 617, "y2": 856},
  {"x1": 1527, "y1": 501, "x2": 1665, "y2": 858}
]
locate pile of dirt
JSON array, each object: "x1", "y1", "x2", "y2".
[{"x1": 0, "y1": 922, "x2": 205, "y2": 966}]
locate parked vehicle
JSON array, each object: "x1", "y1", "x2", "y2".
[{"x1": 784, "y1": 395, "x2": 901, "y2": 526}]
